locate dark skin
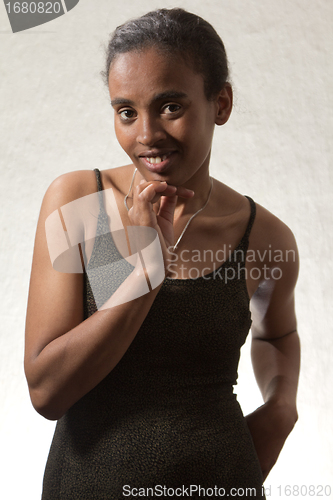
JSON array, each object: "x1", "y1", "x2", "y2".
[{"x1": 25, "y1": 48, "x2": 300, "y2": 481}]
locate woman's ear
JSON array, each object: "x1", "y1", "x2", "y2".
[{"x1": 215, "y1": 83, "x2": 233, "y2": 126}]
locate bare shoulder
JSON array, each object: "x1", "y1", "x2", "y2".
[
  {"x1": 251, "y1": 203, "x2": 298, "y2": 254},
  {"x1": 249, "y1": 202, "x2": 299, "y2": 289},
  {"x1": 211, "y1": 180, "x2": 298, "y2": 257},
  {"x1": 44, "y1": 164, "x2": 135, "y2": 203},
  {"x1": 43, "y1": 169, "x2": 99, "y2": 211}
]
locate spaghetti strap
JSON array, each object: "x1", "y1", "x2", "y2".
[
  {"x1": 93, "y1": 168, "x2": 103, "y2": 192},
  {"x1": 93, "y1": 168, "x2": 106, "y2": 213},
  {"x1": 243, "y1": 196, "x2": 256, "y2": 241}
]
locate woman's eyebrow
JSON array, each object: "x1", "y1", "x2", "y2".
[
  {"x1": 110, "y1": 97, "x2": 134, "y2": 107},
  {"x1": 152, "y1": 91, "x2": 188, "y2": 101},
  {"x1": 110, "y1": 91, "x2": 188, "y2": 108}
]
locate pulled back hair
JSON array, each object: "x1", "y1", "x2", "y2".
[{"x1": 101, "y1": 8, "x2": 229, "y2": 101}]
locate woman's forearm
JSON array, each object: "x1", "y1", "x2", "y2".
[
  {"x1": 25, "y1": 268, "x2": 162, "y2": 421},
  {"x1": 251, "y1": 330, "x2": 300, "y2": 418},
  {"x1": 245, "y1": 330, "x2": 300, "y2": 478}
]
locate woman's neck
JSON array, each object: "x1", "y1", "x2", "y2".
[{"x1": 174, "y1": 172, "x2": 212, "y2": 218}]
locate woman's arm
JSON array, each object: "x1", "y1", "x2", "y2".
[
  {"x1": 246, "y1": 217, "x2": 300, "y2": 480},
  {"x1": 24, "y1": 170, "x2": 191, "y2": 420}
]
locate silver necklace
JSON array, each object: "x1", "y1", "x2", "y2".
[
  {"x1": 124, "y1": 168, "x2": 137, "y2": 211},
  {"x1": 124, "y1": 167, "x2": 213, "y2": 250},
  {"x1": 173, "y1": 177, "x2": 213, "y2": 250}
]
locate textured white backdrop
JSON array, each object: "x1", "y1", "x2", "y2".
[{"x1": 0, "y1": 0, "x2": 332, "y2": 498}]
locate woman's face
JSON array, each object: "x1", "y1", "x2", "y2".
[{"x1": 108, "y1": 47, "x2": 225, "y2": 188}]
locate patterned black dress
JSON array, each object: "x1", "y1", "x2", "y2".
[{"x1": 42, "y1": 169, "x2": 265, "y2": 499}]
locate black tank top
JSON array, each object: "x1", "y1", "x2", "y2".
[{"x1": 42, "y1": 168, "x2": 264, "y2": 499}]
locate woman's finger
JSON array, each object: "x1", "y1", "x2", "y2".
[
  {"x1": 175, "y1": 185, "x2": 195, "y2": 199},
  {"x1": 158, "y1": 194, "x2": 178, "y2": 224},
  {"x1": 138, "y1": 182, "x2": 177, "y2": 204}
]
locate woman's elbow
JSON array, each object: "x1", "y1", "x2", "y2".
[
  {"x1": 25, "y1": 363, "x2": 66, "y2": 420},
  {"x1": 27, "y1": 385, "x2": 66, "y2": 421}
]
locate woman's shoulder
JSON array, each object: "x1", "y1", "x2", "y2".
[
  {"x1": 252, "y1": 202, "x2": 298, "y2": 254},
  {"x1": 43, "y1": 169, "x2": 98, "y2": 209},
  {"x1": 212, "y1": 179, "x2": 297, "y2": 255},
  {"x1": 42, "y1": 165, "x2": 133, "y2": 209},
  {"x1": 247, "y1": 201, "x2": 299, "y2": 284}
]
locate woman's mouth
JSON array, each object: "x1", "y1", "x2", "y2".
[
  {"x1": 145, "y1": 155, "x2": 168, "y2": 164},
  {"x1": 139, "y1": 152, "x2": 176, "y2": 173}
]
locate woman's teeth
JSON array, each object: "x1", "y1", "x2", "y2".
[{"x1": 146, "y1": 155, "x2": 168, "y2": 164}]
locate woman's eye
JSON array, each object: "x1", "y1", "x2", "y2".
[
  {"x1": 163, "y1": 104, "x2": 181, "y2": 115},
  {"x1": 119, "y1": 109, "x2": 136, "y2": 121}
]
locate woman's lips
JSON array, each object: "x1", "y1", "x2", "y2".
[{"x1": 139, "y1": 152, "x2": 176, "y2": 173}]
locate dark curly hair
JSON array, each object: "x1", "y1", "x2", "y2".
[{"x1": 101, "y1": 8, "x2": 229, "y2": 101}]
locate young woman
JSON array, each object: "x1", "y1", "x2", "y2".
[{"x1": 25, "y1": 8, "x2": 300, "y2": 499}]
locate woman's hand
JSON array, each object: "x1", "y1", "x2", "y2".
[
  {"x1": 245, "y1": 399, "x2": 298, "y2": 481},
  {"x1": 128, "y1": 179, "x2": 194, "y2": 267}
]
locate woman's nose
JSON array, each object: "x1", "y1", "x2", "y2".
[{"x1": 137, "y1": 115, "x2": 166, "y2": 146}]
